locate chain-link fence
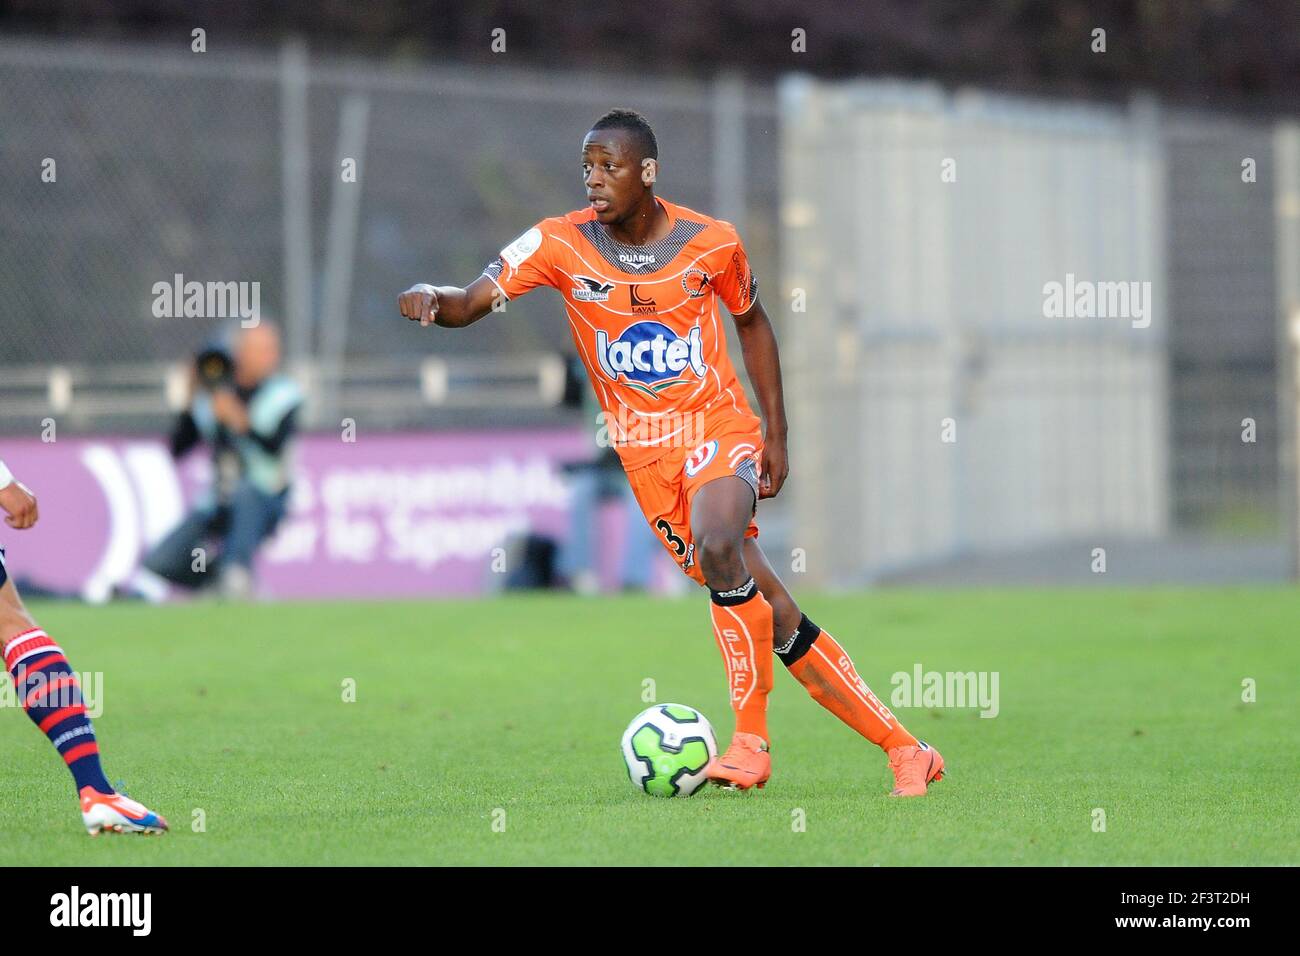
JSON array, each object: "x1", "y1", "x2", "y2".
[
  {"x1": 0, "y1": 36, "x2": 779, "y2": 432},
  {"x1": 2, "y1": 36, "x2": 1295, "y2": 585}
]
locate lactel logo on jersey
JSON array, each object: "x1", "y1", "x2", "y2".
[{"x1": 595, "y1": 322, "x2": 706, "y2": 395}]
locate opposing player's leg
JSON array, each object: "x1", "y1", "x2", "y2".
[
  {"x1": 741, "y1": 538, "x2": 945, "y2": 797},
  {"x1": 0, "y1": 562, "x2": 168, "y2": 834},
  {"x1": 689, "y1": 474, "x2": 775, "y2": 790}
]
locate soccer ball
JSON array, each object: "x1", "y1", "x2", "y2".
[{"x1": 621, "y1": 703, "x2": 718, "y2": 797}]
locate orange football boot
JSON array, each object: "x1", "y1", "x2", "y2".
[
  {"x1": 706, "y1": 732, "x2": 771, "y2": 790},
  {"x1": 887, "y1": 741, "x2": 945, "y2": 797}
]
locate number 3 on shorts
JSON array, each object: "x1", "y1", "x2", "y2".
[{"x1": 655, "y1": 518, "x2": 686, "y2": 556}]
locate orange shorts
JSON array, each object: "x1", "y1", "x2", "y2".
[{"x1": 622, "y1": 415, "x2": 763, "y2": 586}]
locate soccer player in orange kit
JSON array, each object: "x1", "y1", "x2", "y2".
[{"x1": 398, "y1": 109, "x2": 944, "y2": 796}]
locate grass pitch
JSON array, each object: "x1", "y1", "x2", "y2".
[{"x1": 2, "y1": 589, "x2": 1296, "y2": 866}]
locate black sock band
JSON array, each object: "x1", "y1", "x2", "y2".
[
  {"x1": 775, "y1": 613, "x2": 821, "y2": 667},
  {"x1": 709, "y1": 577, "x2": 757, "y2": 607}
]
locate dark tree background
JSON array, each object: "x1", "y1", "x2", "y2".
[{"x1": 3, "y1": 0, "x2": 1298, "y2": 109}]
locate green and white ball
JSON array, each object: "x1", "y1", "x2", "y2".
[{"x1": 621, "y1": 704, "x2": 718, "y2": 797}]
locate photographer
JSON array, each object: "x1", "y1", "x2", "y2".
[{"x1": 141, "y1": 322, "x2": 303, "y2": 600}]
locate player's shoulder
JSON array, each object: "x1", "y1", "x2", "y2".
[
  {"x1": 523, "y1": 210, "x2": 590, "y2": 239},
  {"x1": 661, "y1": 199, "x2": 745, "y2": 277},
  {"x1": 662, "y1": 198, "x2": 743, "y2": 244},
  {"x1": 505, "y1": 214, "x2": 572, "y2": 246},
  {"x1": 500, "y1": 210, "x2": 589, "y2": 264},
  {"x1": 496, "y1": 214, "x2": 565, "y2": 273},
  {"x1": 559, "y1": 207, "x2": 598, "y2": 228}
]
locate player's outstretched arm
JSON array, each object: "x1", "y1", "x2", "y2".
[
  {"x1": 398, "y1": 277, "x2": 500, "y2": 329},
  {"x1": 732, "y1": 298, "x2": 790, "y2": 499}
]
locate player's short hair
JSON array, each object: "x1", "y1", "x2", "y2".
[{"x1": 589, "y1": 108, "x2": 658, "y2": 162}]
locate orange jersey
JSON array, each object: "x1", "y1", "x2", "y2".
[{"x1": 482, "y1": 197, "x2": 761, "y2": 471}]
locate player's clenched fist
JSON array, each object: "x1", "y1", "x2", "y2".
[
  {"x1": 0, "y1": 480, "x2": 39, "y2": 530},
  {"x1": 398, "y1": 284, "x2": 440, "y2": 327}
]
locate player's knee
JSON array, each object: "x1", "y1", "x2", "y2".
[
  {"x1": 767, "y1": 590, "x2": 801, "y2": 640},
  {"x1": 696, "y1": 531, "x2": 744, "y2": 584}
]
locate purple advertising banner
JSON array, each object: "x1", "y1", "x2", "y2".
[{"x1": 0, "y1": 429, "x2": 671, "y2": 599}]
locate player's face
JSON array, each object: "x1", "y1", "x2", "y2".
[{"x1": 582, "y1": 130, "x2": 646, "y2": 225}]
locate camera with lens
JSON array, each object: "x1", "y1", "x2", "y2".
[{"x1": 195, "y1": 343, "x2": 234, "y2": 391}]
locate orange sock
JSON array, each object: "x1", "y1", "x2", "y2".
[
  {"x1": 708, "y1": 578, "x2": 774, "y2": 743},
  {"x1": 777, "y1": 615, "x2": 918, "y2": 753}
]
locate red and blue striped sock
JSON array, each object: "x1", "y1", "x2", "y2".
[{"x1": 4, "y1": 627, "x2": 114, "y2": 795}]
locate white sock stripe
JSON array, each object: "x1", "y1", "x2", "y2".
[
  {"x1": 9, "y1": 644, "x2": 65, "y2": 670},
  {"x1": 721, "y1": 604, "x2": 761, "y2": 710},
  {"x1": 709, "y1": 613, "x2": 735, "y2": 690},
  {"x1": 810, "y1": 642, "x2": 893, "y2": 730},
  {"x1": 3, "y1": 628, "x2": 48, "y2": 656}
]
